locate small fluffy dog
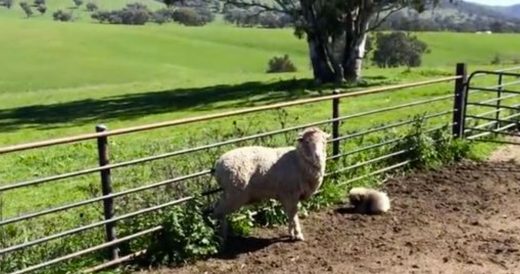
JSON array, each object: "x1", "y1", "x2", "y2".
[{"x1": 348, "y1": 187, "x2": 391, "y2": 214}]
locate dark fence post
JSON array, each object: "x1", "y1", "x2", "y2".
[
  {"x1": 452, "y1": 63, "x2": 468, "y2": 139},
  {"x1": 96, "y1": 125, "x2": 119, "y2": 260},
  {"x1": 495, "y1": 73, "x2": 504, "y2": 130},
  {"x1": 332, "y1": 89, "x2": 340, "y2": 160}
]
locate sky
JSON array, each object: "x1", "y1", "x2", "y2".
[{"x1": 465, "y1": 0, "x2": 520, "y2": 6}]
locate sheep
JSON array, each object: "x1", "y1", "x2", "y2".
[
  {"x1": 348, "y1": 187, "x2": 391, "y2": 214},
  {"x1": 211, "y1": 127, "x2": 330, "y2": 242}
]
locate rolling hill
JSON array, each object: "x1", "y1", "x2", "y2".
[
  {"x1": 383, "y1": 0, "x2": 520, "y2": 32},
  {"x1": 493, "y1": 4, "x2": 520, "y2": 19}
]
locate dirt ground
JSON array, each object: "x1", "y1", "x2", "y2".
[{"x1": 137, "y1": 146, "x2": 520, "y2": 274}]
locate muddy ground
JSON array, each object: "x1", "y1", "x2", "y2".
[{"x1": 137, "y1": 147, "x2": 520, "y2": 274}]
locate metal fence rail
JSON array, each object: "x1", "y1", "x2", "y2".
[
  {"x1": 2, "y1": 63, "x2": 502, "y2": 274},
  {"x1": 0, "y1": 93, "x2": 454, "y2": 193}
]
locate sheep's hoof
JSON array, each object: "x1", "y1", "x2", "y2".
[{"x1": 292, "y1": 234, "x2": 305, "y2": 241}]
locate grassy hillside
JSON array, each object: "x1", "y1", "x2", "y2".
[{"x1": 1, "y1": 16, "x2": 520, "y2": 146}]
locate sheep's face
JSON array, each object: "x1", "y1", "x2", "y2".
[
  {"x1": 349, "y1": 193, "x2": 363, "y2": 207},
  {"x1": 297, "y1": 127, "x2": 330, "y2": 165}
]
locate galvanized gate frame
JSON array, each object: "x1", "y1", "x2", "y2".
[{"x1": 461, "y1": 69, "x2": 520, "y2": 145}]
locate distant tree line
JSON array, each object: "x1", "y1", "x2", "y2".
[
  {"x1": 377, "y1": 10, "x2": 520, "y2": 33},
  {"x1": 91, "y1": 1, "x2": 214, "y2": 26},
  {"x1": 222, "y1": 4, "x2": 292, "y2": 28}
]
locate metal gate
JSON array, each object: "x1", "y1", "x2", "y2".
[{"x1": 461, "y1": 69, "x2": 520, "y2": 144}]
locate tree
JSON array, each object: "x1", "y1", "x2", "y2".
[
  {"x1": 86, "y1": 2, "x2": 98, "y2": 12},
  {"x1": 489, "y1": 21, "x2": 503, "y2": 33},
  {"x1": 0, "y1": 0, "x2": 14, "y2": 9},
  {"x1": 224, "y1": 0, "x2": 451, "y2": 84},
  {"x1": 372, "y1": 32, "x2": 429, "y2": 68},
  {"x1": 19, "y1": 1, "x2": 33, "y2": 17}
]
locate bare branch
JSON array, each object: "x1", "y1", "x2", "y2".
[{"x1": 367, "y1": 5, "x2": 403, "y2": 32}]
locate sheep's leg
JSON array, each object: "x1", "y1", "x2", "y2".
[
  {"x1": 281, "y1": 199, "x2": 303, "y2": 241},
  {"x1": 280, "y1": 199, "x2": 295, "y2": 238},
  {"x1": 293, "y1": 213, "x2": 304, "y2": 241},
  {"x1": 212, "y1": 193, "x2": 245, "y2": 244}
]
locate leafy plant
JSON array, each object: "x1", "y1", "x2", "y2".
[
  {"x1": 144, "y1": 200, "x2": 219, "y2": 266},
  {"x1": 267, "y1": 54, "x2": 297, "y2": 73}
]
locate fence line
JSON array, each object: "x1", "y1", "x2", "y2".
[{"x1": 5, "y1": 63, "x2": 501, "y2": 274}]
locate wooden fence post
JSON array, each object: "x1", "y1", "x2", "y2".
[
  {"x1": 96, "y1": 125, "x2": 119, "y2": 260},
  {"x1": 452, "y1": 63, "x2": 468, "y2": 139},
  {"x1": 332, "y1": 89, "x2": 340, "y2": 160}
]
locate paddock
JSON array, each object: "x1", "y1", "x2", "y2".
[{"x1": 161, "y1": 154, "x2": 520, "y2": 274}]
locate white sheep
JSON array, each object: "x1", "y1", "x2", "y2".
[
  {"x1": 348, "y1": 187, "x2": 391, "y2": 214},
  {"x1": 211, "y1": 127, "x2": 330, "y2": 242}
]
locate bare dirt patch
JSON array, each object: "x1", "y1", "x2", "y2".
[{"x1": 138, "y1": 160, "x2": 520, "y2": 274}]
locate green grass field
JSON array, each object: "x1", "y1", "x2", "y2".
[
  {"x1": 2, "y1": 16, "x2": 520, "y2": 145},
  {"x1": 0, "y1": 5, "x2": 518, "y2": 273}
]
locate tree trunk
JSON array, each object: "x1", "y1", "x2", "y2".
[
  {"x1": 342, "y1": 32, "x2": 367, "y2": 82},
  {"x1": 307, "y1": 34, "x2": 336, "y2": 84}
]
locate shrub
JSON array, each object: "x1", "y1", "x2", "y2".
[
  {"x1": 390, "y1": 115, "x2": 472, "y2": 170},
  {"x1": 86, "y1": 2, "x2": 98, "y2": 12},
  {"x1": 266, "y1": 54, "x2": 297, "y2": 73},
  {"x1": 491, "y1": 53, "x2": 501, "y2": 65},
  {"x1": 19, "y1": 1, "x2": 33, "y2": 17},
  {"x1": 53, "y1": 9, "x2": 73, "y2": 21},
  {"x1": 152, "y1": 8, "x2": 175, "y2": 24},
  {"x1": 73, "y1": 0, "x2": 83, "y2": 8},
  {"x1": 372, "y1": 32, "x2": 429, "y2": 68},
  {"x1": 36, "y1": 4, "x2": 46, "y2": 14},
  {"x1": 119, "y1": 3, "x2": 151, "y2": 25},
  {"x1": 171, "y1": 7, "x2": 210, "y2": 26},
  {"x1": 195, "y1": 7, "x2": 214, "y2": 23},
  {"x1": 144, "y1": 200, "x2": 219, "y2": 265}
]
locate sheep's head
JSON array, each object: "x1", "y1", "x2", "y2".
[
  {"x1": 296, "y1": 127, "x2": 330, "y2": 167},
  {"x1": 349, "y1": 187, "x2": 370, "y2": 207}
]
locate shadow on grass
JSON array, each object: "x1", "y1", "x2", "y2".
[{"x1": 0, "y1": 76, "x2": 391, "y2": 132}]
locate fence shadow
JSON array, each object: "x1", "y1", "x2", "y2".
[{"x1": 0, "y1": 77, "x2": 390, "y2": 132}]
